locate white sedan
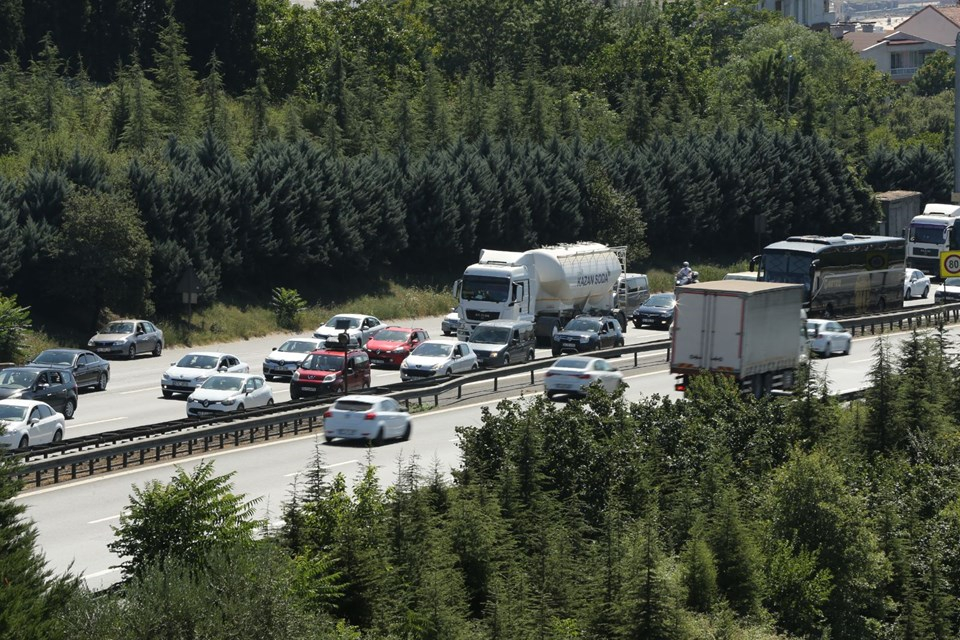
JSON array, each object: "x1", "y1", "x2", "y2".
[
  {"x1": 0, "y1": 399, "x2": 65, "y2": 449},
  {"x1": 313, "y1": 314, "x2": 385, "y2": 346},
  {"x1": 805, "y1": 319, "x2": 852, "y2": 357},
  {"x1": 904, "y1": 268, "x2": 931, "y2": 299},
  {"x1": 323, "y1": 395, "x2": 411, "y2": 444},
  {"x1": 262, "y1": 337, "x2": 324, "y2": 380},
  {"x1": 161, "y1": 352, "x2": 249, "y2": 398},
  {"x1": 186, "y1": 373, "x2": 274, "y2": 418},
  {"x1": 543, "y1": 356, "x2": 625, "y2": 399},
  {"x1": 399, "y1": 339, "x2": 479, "y2": 381}
]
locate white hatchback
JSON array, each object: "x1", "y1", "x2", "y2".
[
  {"x1": 0, "y1": 399, "x2": 65, "y2": 449},
  {"x1": 313, "y1": 314, "x2": 385, "y2": 346},
  {"x1": 186, "y1": 373, "x2": 274, "y2": 418},
  {"x1": 323, "y1": 395, "x2": 411, "y2": 444},
  {"x1": 543, "y1": 356, "x2": 625, "y2": 400},
  {"x1": 399, "y1": 339, "x2": 479, "y2": 381},
  {"x1": 161, "y1": 352, "x2": 250, "y2": 398},
  {"x1": 262, "y1": 337, "x2": 325, "y2": 380},
  {"x1": 805, "y1": 319, "x2": 852, "y2": 357},
  {"x1": 904, "y1": 268, "x2": 931, "y2": 300}
]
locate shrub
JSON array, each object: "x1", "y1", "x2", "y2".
[{"x1": 271, "y1": 287, "x2": 307, "y2": 330}]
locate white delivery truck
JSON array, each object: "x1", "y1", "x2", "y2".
[
  {"x1": 670, "y1": 280, "x2": 806, "y2": 397},
  {"x1": 906, "y1": 203, "x2": 960, "y2": 275},
  {"x1": 454, "y1": 242, "x2": 627, "y2": 344}
]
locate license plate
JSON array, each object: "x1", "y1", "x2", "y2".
[
  {"x1": 372, "y1": 359, "x2": 386, "y2": 364},
  {"x1": 338, "y1": 429, "x2": 355, "y2": 436},
  {"x1": 194, "y1": 410, "x2": 215, "y2": 416},
  {"x1": 97, "y1": 348, "x2": 110, "y2": 353}
]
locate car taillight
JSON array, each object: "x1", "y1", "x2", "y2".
[
  {"x1": 323, "y1": 410, "x2": 332, "y2": 418},
  {"x1": 364, "y1": 412, "x2": 377, "y2": 420},
  {"x1": 675, "y1": 383, "x2": 686, "y2": 392},
  {"x1": 544, "y1": 372, "x2": 555, "y2": 377},
  {"x1": 577, "y1": 374, "x2": 591, "y2": 379}
]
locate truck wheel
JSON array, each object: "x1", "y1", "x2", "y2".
[
  {"x1": 616, "y1": 311, "x2": 627, "y2": 332},
  {"x1": 751, "y1": 376, "x2": 763, "y2": 399},
  {"x1": 877, "y1": 297, "x2": 886, "y2": 313}
]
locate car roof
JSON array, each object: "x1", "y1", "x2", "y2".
[
  {"x1": 38, "y1": 348, "x2": 86, "y2": 355},
  {"x1": 337, "y1": 394, "x2": 391, "y2": 403},
  {"x1": 182, "y1": 351, "x2": 234, "y2": 358},
  {"x1": 550, "y1": 356, "x2": 600, "y2": 367},
  {"x1": 329, "y1": 313, "x2": 368, "y2": 320},
  {"x1": 421, "y1": 338, "x2": 461, "y2": 345},
  {"x1": 0, "y1": 398, "x2": 53, "y2": 409},
  {"x1": 206, "y1": 372, "x2": 255, "y2": 380},
  {"x1": 378, "y1": 326, "x2": 421, "y2": 332}
]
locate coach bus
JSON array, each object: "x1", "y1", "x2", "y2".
[{"x1": 751, "y1": 233, "x2": 905, "y2": 317}]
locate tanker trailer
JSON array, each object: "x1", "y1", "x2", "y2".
[{"x1": 454, "y1": 242, "x2": 627, "y2": 345}]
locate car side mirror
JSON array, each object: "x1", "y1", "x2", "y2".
[
  {"x1": 29, "y1": 418, "x2": 38, "y2": 425},
  {"x1": 218, "y1": 366, "x2": 227, "y2": 372}
]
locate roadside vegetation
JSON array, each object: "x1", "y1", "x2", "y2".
[{"x1": 6, "y1": 329, "x2": 954, "y2": 639}]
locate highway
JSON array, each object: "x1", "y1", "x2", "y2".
[{"x1": 15, "y1": 299, "x2": 937, "y2": 591}]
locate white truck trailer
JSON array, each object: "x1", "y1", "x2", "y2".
[
  {"x1": 454, "y1": 242, "x2": 627, "y2": 344},
  {"x1": 670, "y1": 280, "x2": 806, "y2": 397}
]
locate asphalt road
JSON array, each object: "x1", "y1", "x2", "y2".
[{"x1": 16, "y1": 298, "x2": 937, "y2": 591}]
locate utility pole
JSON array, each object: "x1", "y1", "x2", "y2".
[{"x1": 954, "y1": 31, "x2": 960, "y2": 204}]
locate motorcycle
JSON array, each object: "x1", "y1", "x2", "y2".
[{"x1": 675, "y1": 270, "x2": 699, "y2": 287}]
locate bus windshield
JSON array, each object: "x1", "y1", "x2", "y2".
[
  {"x1": 761, "y1": 251, "x2": 812, "y2": 294},
  {"x1": 909, "y1": 223, "x2": 947, "y2": 245},
  {"x1": 461, "y1": 276, "x2": 510, "y2": 303}
]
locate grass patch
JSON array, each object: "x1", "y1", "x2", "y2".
[{"x1": 158, "y1": 283, "x2": 456, "y2": 348}]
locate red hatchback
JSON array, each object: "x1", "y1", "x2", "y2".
[
  {"x1": 290, "y1": 342, "x2": 371, "y2": 399},
  {"x1": 364, "y1": 327, "x2": 429, "y2": 367}
]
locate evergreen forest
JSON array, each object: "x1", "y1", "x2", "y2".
[
  {"x1": 5, "y1": 330, "x2": 960, "y2": 639},
  {"x1": 0, "y1": 0, "x2": 953, "y2": 329}
]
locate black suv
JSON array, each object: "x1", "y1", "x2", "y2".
[
  {"x1": 0, "y1": 366, "x2": 79, "y2": 418},
  {"x1": 551, "y1": 315, "x2": 624, "y2": 356}
]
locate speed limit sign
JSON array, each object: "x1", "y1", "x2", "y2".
[{"x1": 940, "y1": 251, "x2": 960, "y2": 278}]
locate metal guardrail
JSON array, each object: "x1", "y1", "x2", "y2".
[{"x1": 13, "y1": 301, "x2": 958, "y2": 488}]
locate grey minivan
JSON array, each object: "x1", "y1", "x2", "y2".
[{"x1": 468, "y1": 320, "x2": 536, "y2": 367}]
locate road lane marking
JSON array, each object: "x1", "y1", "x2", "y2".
[
  {"x1": 82, "y1": 568, "x2": 119, "y2": 580},
  {"x1": 71, "y1": 417, "x2": 127, "y2": 427},
  {"x1": 284, "y1": 459, "x2": 357, "y2": 477},
  {"x1": 88, "y1": 514, "x2": 121, "y2": 524}
]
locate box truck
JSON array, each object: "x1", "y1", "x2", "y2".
[
  {"x1": 670, "y1": 281, "x2": 806, "y2": 397},
  {"x1": 454, "y1": 242, "x2": 627, "y2": 344}
]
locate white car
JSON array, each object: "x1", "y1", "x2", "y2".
[
  {"x1": 805, "y1": 319, "x2": 852, "y2": 357},
  {"x1": 161, "y1": 352, "x2": 249, "y2": 398},
  {"x1": 935, "y1": 276, "x2": 960, "y2": 303},
  {"x1": 313, "y1": 314, "x2": 385, "y2": 346},
  {"x1": 186, "y1": 373, "x2": 274, "y2": 417},
  {"x1": 903, "y1": 268, "x2": 931, "y2": 300},
  {"x1": 0, "y1": 399, "x2": 65, "y2": 449},
  {"x1": 543, "y1": 356, "x2": 625, "y2": 400},
  {"x1": 399, "y1": 339, "x2": 479, "y2": 381},
  {"x1": 323, "y1": 395, "x2": 411, "y2": 444},
  {"x1": 262, "y1": 337, "x2": 324, "y2": 380}
]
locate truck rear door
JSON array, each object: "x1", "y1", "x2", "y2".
[{"x1": 707, "y1": 293, "x2": 744, "y2": 373}]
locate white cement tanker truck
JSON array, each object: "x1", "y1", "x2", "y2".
[{"x1": 453, "y1": 243, "x2": 628, "y2": 345}]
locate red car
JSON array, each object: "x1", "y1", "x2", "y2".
[
  {"x1": 364, "y1": 327, "x2": 429, "y2": 367},
  {"x1": 290, "y1": 341, "x2": 371, "y2": 399}
]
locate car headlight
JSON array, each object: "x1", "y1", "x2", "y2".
[
  {"x1": 392, "y1": 346, "x2": 407, "y2": 353},
  {"x1": 87, "y1": 340, "x2": 95, "y2": 347},
  {"x1": 162, "y1": 373, "x2": 171, "y2": 381},
  {"x1": 430, "y1": 362, "x2": 442, "y2": 370},
  {"x1": 221, "y1": 397, "x2": 237, "y2": 406},
  {"x1": 292, "y1": 371, "x2": 300, "y2": 381},
  {"x1": 112, "y1": 340, "x2": 126, "y2": 346},
  {"x1": 323, "y1": 374, "x2": 337, "y2": 383},
  {"x1": 580, "y1": 336, "x2": 590, "y2": 343}
]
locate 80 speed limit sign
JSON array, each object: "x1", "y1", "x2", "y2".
[{"x1": 940, "y1": 251, "x2": 960, "y2": 278}]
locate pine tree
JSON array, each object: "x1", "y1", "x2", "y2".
[
  {"x1": 680, "y1": 520, "x2": 717, "y2": 613},
  {"x1": 201, "y1": 51, "x2": 228, "y2": 140},
  {"x1": 152, "y1": 11, "x2": 197, "y2": 138},
  {"x1": 28, "y1": 32, "x2": 63, "y2": 134}
]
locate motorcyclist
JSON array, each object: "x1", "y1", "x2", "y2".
[{"x1": 676, "y1": 261, "x2": 694, "y2": 283}]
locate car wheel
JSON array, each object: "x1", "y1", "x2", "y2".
[
  {"x1": 922, "y1": 286, "x2": 929, "y2": 298},
  {"x1": 471, "y1": 363, "x2": 478, "y2": 371},
  {"x1": 18, "y1": 435, "x2": 28, "y2": 449},
  {"x1": 291, "y1": 388, "x2": 300, "y2": 400},
  {"x1": 153, "y1": 341, "x2": 162, "y2": 357},
  {"x1": 128, "y1": 344, "x2": 137, "y2": 360},
  {"x1": 401, "y1": 420, "x2": 411, "y2": 441},
  {"x1": 503, "y1": 354, "x2": 510, "y2": 366},
  {"x1": 552, "y1": 348, "x2": 561, "y2": 357},
  {"x1": 843, "y1": 340, "x2": 851, "y2": 356},
  {"x1": 904, "y1": 288, "x2": 912, "y2": 300},
  {"x1": 824, "y1": 341, "x2": 832, "y2": 358},
  {"x1": 545, "y1": 391, "x2": 555, "y2": 400},
  {"x1": 373, "y1": 428, "x2": 384, "y2": 447},
  {"x1": 63, "y1": 399, "x2": 76, "y2": 420},
  {"x1": 267, "y1": 399, "x2": 274, "y2": 406},
  {"x1": 162, "y1": 389, "x2": 173, "y2": 399},
  {"x1": 52, "y1": 428, "x2": 63, "y2": 443},
  {"x1": 632, "y1": 319, "x2": 642, "y2": 329},
  {"x1": 527, "y1": 350, "x2": 534, "y2": 362},
  {"x1": 236, "y1": 404, "x2": 245, "y2": 412},
  {"x1": 617, "y1": 338, "x2": 625, "y2": 347},
  {"x1": 324, "y1": 434, "x2": 333, "y2": 443},
  {"x1": 97, "y1": 372, "x2": 107, "y2": 391}
]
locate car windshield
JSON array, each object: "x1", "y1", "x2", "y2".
[
  {"x1": 301, "y1": 354, "x2": 345, "y2": 371},
  {"x1": 0, "y1": 370, "x2": 37, "y2": 389},
  {"x1": 32, "y1": 350, "x2": 75, "y2": 366},
  {"x1": 645, "y1": 294, "x2": 675, "y2": 307},
  {"x1": 373, "y1": 330, "x2": 409, "y2": 342},
  {"x1": 471, "y1": 327, "x2": 510, "y2": 344},
  {"x1": 277, "y1": 340, "x2": 319, "y2": 353},
  {"x1": 554, "y1": 358, "x2": 590, "y2": 370},
  {"x1": 101, "y1": 321, "x2": 134, "y2": 334},
  {"x1": 0, "y1": 405, "x2": 26, "y2": 421},
  {"x1": 333, "y1": 400, "x2": 375, "y2": 412},
  {"x1": 564, "y1": 318, "x2": 601, "y2": 332},
  {"x1": 412, "y1": 343, "x2": 453, "y2": 358},
  {"x1": 324, "y1": 316, "x2": 360, "y2": 330},
  {"x1": 945, "y1": 278, "x2": 960, "y2": 287},
  {"x1": 175, "y1": 354, "x2": 220, "y2": 369},
  {"x1": 201, "y1": 377, "x2": 244, "y2": 391}
]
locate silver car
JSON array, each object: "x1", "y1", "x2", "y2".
[
  {"x1": 262, "y1": 338, "x2": 324, "y2": 380},
  {"x1": 399, "y1": 339, "x2": 479, "y2": 381},
  {"x1": 88, "y1": 319, "x2": 163, "y2": 359},
  {"x1": 161, "y1": 352, "x2": 249, "y2": 398},
  {"x1": 313, "y1": 314, "x2": 385, "y2": 346}
]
